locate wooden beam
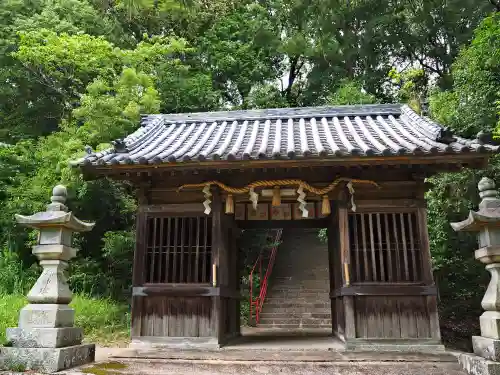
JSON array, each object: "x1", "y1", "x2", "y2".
[
  {"x1": 140, "y1": 203, "x2": 205, "y2": 215},
  {"x1": 236, "y1": 218, "x2": 329, "y2": 229},
  {"x1": 331, "y1": 285, "x2": 437, "y2": 298},
  {"x1": 132, "y1": 285, "x2": 240, "y2": 298},
  {"x1": 82, "y1": 153, "x2": 492, "y2": 177}
]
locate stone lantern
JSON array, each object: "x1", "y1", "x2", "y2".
[
  {"x1": 0, "y1": 185, "x2": 96, "y2": 373},
  {"x1": 451, "y1": 177, "x2": 500, "y2": 375}
]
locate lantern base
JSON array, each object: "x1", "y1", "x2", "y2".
[
  {"x1": 0, "y1": 344, "x2": 95, "y2": 373},
  {"x1": 459, "y1": 352, "x2": 500, "y2": 375},
  {"x1": 473, "y1": 336, "x2": 500, "y2": 362},
  {"x1": 6, "y1": 327, "x2": 83, "y2": 348}
]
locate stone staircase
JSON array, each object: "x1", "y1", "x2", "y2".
[{"x1": 257, "y1": 228, "x2": 332, "y2": 330}]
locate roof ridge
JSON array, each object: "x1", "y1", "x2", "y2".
[{"x1": 146, "y1": 104, "x2": 402, "y2": 124}]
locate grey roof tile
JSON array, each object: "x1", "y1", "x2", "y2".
[{"x1": 73, "y1": 104, "x2": 499, "y2": 167}]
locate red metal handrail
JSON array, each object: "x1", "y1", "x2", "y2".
[{"x1": 249, "y1": 229, "x2": 282, "y2": 325}]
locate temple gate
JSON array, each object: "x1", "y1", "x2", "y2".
[{"x1": 73, "y1": 104, "x2": 499, "y2": 351}]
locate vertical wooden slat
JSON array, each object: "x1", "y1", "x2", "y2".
[
  {"x1": 327, "y1": 221, "x2": 336, "y2": 336},
  {"x1": 399, "y1": 298, "x2": 410, "y2": 339},
  {"x1": 417, "y1": 207, "x2": 434, "y2": 284},
  {"x1": 339, "y1": 204, "x2": 350, "y2": 286},
  {"x1": 130, "y1": 297, "x2": 142, "y2": 337},
  {"x1": 408, "y1": 213, "x2": 418, "y2": 281},
  {"x1": 392, "y1": 213, "x2": 401, "y2": 281},
  {"x1": 344, "y1": 296, "x2": 356, "y2": 339},
  {"x1": 187, "y1": 217, "x2": 193, "y2": 283},
  {"x1": 382, "y1": 296, "x2": 392, "y2": 337},
  {"x1": 173, "y1": 217, "x2": 179, "y2": 283},
  {"x1": 157, "y1": 217, "x2": 164, "y2": 283},
  {"x1": 202, "y1": 217, "x2": 208, "y2": 283},
  {"x1": 165, "y1": 218, "x2": 171, "y2": 283},
  {"x1": 360, "y1": 213, "x2": 370, "y2": 281},
  {"x1": 368, "y1": 213, "x2": 378, "y2": 282},
  {"x1": 353, "y1": 214, "x2": 361, "y2": 282},
  {"x1": 195, "y1": 217, "x2": 201, "y2": 283},
  {"x1": 366, "y1": 297, "x2": 378, "y2": 338},
  {"x1": 180, "y1": 217, "x2": 185, "y2": 283},
  {"x1": 149, "y1": 218, "x2": 157, "y2": 283},
  {"x1": 376, "y1": 213, "x2": 385, "y2": 282},
  {"x1": 400, "y1": 213, "x2": 410, "y2": 281},
  {"x1": 383, "y1": 214, "x2": 393, "y2": 282},
  {"x1": 427, "y1": 296, "x2": 441, "y2": 340},
  {"x1": 389, "y1": 298, "x2": 400, "y2": 338}
]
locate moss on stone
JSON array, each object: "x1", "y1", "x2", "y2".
[{"x1": 83, "y1": 361, "x2": 128, "y2": 375}]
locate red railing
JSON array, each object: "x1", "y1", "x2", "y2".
[{"x1": 249, "y1": 229, "x2": 282, "y2": 325}]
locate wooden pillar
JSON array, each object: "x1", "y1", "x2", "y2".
[
  {"x1": 337, "y1": 191, "x2": 356, "y2": 340},
  {"x1": 211, "y1": 188, "x2": 223, "y2": 343},
  {"x1": 417, "y1": 203, "x2": 441, "y2": 341},
  {"x1": 211, "y1": 188, "x2": 240, "y2": 345},
  {"x1": 131, "y1": 184, "x2": 149, "y2": 338}
]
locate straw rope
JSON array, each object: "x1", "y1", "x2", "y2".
[{"x1": 177, "y1": 177, "x2": 379, "y2": 196}]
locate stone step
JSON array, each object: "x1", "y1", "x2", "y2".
[
  {"x1": 66, "y1": 352, "x2": 466, "y2": 375},
  {"x1": 258, "y1": 319, "x2": 332, "y2": 326},
  {"x1": 263, "y1": 298, "x2": 330, "y2": 311},
  {"x1": 260, "y1": 306, "x2": 331, "y2": 313},
  {"x1": 264, "y1": 297, "x2": 330, "y2": 308},
  {"x1": 257, "y1": 323, "x2": 334, "y2": 329},
  {"x1": 259, "y1": 312, "x2": 332, "y2": 319},
  {"x1": 265, "y1": 292, "x2": 330, "y2": 299},
  {"x1": 266, "y1": 286, "x2": 330, "y2": 292}
]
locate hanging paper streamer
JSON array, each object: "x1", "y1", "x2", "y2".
[
  {"x1": 347, "y1": 181, "x2": 356, "y2": 212},
  {"x1": 202, "y1": 185, "x2": 212, "y2": 215},
  {"x1": 249, "y1": 187, "x2": 259, "y2": 210},
  {"x1": 297, "y1": 185, "x2": 308, "y2": 217}
]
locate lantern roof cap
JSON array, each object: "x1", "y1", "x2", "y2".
[{"x1": 451, "y1": 177, "x2": 500, "y2": 232}]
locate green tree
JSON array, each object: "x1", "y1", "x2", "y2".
[{"x1": 424, "y1": 12, "x2": 500, "y2": 347}]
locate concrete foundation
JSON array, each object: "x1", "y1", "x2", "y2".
[{"x1": 343, "y1": 339, "x2": 446, "y2": 353}]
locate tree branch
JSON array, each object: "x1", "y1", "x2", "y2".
[
  {"x1": 489, "y1": 0, "x2": 500, "y2": 11},
  {"x1": 285, "y1": 55, "x2": 302, "y2": 105}
]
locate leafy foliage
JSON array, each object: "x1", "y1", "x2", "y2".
[{"x1": 425, "y1": 13, "x2": 500, "y2": 349}]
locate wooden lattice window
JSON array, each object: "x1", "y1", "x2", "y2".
[
  {"x1": 145, "y1": 216, "x2": 212, "y2": 284},
  {"x1": 348, "y1": 212, "x2": 422, "y2": 283}
]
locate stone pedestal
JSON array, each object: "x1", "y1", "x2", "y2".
[
  {"x1": 0, "y1": 185, "x2": 95, "y2": 373},
  {"x1": 451, "y1": 178, "x2": 500, "y2": 375},
  {"x1": 459, "y1": 352, "x2": 500, "y2": 375}
]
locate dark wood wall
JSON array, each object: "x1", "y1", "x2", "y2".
[
  {"x1": 130, "y1": 167, "x2": 441, "y2": 345},
  {"x1": 130, "y1": 189, "x2": 239, "y2": 346},
  {"x1": 330, "y1": 181, "x2": 441, "y2": 344}
]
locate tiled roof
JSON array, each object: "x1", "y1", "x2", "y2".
[{"x1": 74, "y1": 104, "x2": 499, "y2": 167}]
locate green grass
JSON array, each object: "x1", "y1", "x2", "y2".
[{"x1": 0, "y1": 294, "x2": 130, "y2": 347}]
